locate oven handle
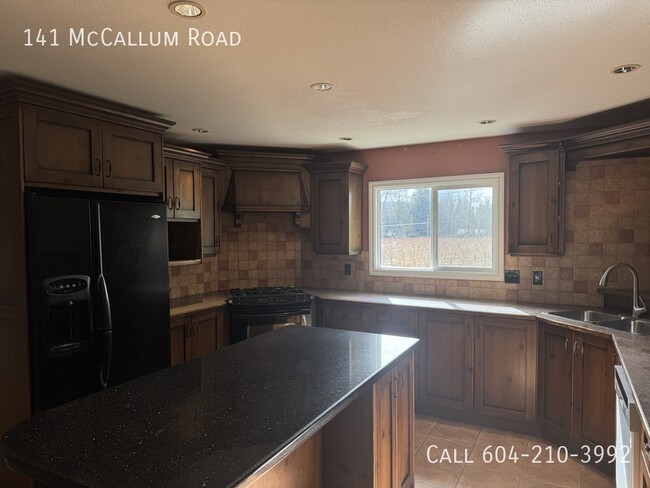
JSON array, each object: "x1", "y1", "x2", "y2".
[{"x1": 230, "y1": 310, "x2": 312, "y2": 320}]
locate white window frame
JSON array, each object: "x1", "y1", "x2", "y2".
[{"x1": 369, "y1": 172, "x2": 504, "y2": 281}]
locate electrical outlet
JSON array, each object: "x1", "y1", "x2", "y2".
[
  {"x1": 344, "y1": 263, "x2": 352, "y2": 276},
  {"x1": 504, "y1": 270, "x2": 520, "y2": 284},
  {"x1": 533, "y1": 271, "x2": 543, "y2": 285}
]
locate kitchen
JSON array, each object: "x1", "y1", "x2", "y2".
[{"x1": 3, "y1": 2, "x2": 650, "y2": 488}]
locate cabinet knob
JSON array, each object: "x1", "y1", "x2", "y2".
[
  {"x1": 564, "y1": 337, "x2": 570, "y2": 353},
  {"x1": 94, "y1": 159, "x2": 102, "y2": 176},
  {"x1": 105, "y1": 160, "x2": 112, "y2": 177},
  {"x1": 167, "y1": 196, "x2": 174, "y2": 210},
  {"x1": 175, "y1": 196, "x2": 181, "y2": 211}
]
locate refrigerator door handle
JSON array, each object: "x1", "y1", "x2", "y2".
[{"x1": 97, "y1": 274, "x2": 113, "y2": 388}]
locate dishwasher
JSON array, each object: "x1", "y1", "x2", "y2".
[{"x1": 615, "y1": 365, "x2": 641, "y2": 488}]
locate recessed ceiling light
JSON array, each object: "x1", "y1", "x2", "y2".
[
  {"x1": 611, "y1": 64, "x2": 641, "y2": 74},
  {"x1": 311, "y1": 82, "x2": 333, "y2": 92},
  {"x1": 191, "y1": 128, "x2": 210, "y2": 133},
  {"x1": 339, "y1": 137, "x2": 353, "y2": 141},
  {"x1": 479, "y1": 119, "x2": 496, "y2": 125},
  {"x1": 169, "y1": 1, "x2": 205, "y2": 18}
]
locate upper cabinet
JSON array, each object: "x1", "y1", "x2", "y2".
[
  {"x1": 201, "y1": 158, "x2": 226, "y2": 256},
  {"x1": 501, "y1": 143, "x2": 565, "y2": 256},
  {"x1": 3, "y1": 78, "x2": 173, "y2": 196},
  {"x1": 163, "y1": 146, "x2": 211, "y2": 265},
  {"x1": 163, "y1": 146, "x2": 208, "y2": 221},
  {"x1": 307, "y1": 161, "x2": 367, "y2": 255}
]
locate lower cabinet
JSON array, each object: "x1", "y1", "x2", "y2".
[
  {"x1": 318, "y1": 300, "x2": 537, "y2": 428},
  {"x1": 319, "y1": 299, "x2": 368, "y2": 332},
  {"x1": 538, "y1": 321, "x2": 616, "y2": 471},
  {"x1": 374, "y1": 354, "x2": 414, "y2": 488},
  {"x1": 417, "y1": 311, "x2": 537, "y2": 424},
  {"x1": 170, "y1": 307, "x2": 226, "y2": 365},
  {"x1": 474, "y1": 315, "x2": 537, "y2": 423}
]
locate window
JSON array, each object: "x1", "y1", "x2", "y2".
[{"x1": 369, "y1": 173, "x2": 504, "y2": 281}]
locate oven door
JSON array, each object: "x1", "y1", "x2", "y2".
[
  {"x1": 229, "y1": 310, "x2": 311, "y2": 343},
  {"x1": 245, "y1": 314, "x2": 309, "y2": 340}
]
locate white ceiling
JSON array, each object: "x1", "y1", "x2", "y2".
[{"x1": 2, "y1": 0, "x2": 649, "y2": 150}]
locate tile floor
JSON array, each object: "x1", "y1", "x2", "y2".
[{"x1": 414, "y1": 415, "x2": 614, "y2": 488}]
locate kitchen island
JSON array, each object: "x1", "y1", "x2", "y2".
[{"x1": 0, "y1": 325, "x2": 417, "y2": 488}]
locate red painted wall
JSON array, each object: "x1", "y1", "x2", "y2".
[{"x1": 332, "y1": 131, "x2": 578, "y2": 250}]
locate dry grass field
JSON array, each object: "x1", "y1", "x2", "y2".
[{"x1": 381, "y1": 236, "x2": 492, "y2": 268}]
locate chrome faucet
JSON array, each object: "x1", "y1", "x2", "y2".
[{"x1": 598, "y1": 263, "x2": 647, "y2": 318}]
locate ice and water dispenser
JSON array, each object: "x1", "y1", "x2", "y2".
[{"x1": 41, "y1": 275, "x2": 93, "y2": 356}]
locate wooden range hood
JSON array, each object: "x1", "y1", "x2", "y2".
[{"x1": 218, "y1": 150, "x2": 316, "y2": 227}]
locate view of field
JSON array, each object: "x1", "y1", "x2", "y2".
[{"x1": 380, "y1": 236, "x2": 492, "y2": 269}]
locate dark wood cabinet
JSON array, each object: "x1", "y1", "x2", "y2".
[
  {"x1": 318, "y1": 299, "x2": 368, "y2": 332},
  {"x1": 474, "y1": 316, "x2": 536, "y2": 423},
  {"x1": 164, "y1": 146, "x2": 207, "y2": 220},
  {"x1": 418, "y1": 311, "x2": 536, "y2": 424},
  {"x1": 307, "y1": 161, "x2": 367, "y2": 255},
  {"x1": 538, "y1": 321, "x2": 616, "y2": 471},
  {"x1": 417, "y1": 311, "x2": 474, "y2": 412},
  {"x1": 502, "y1": 143, "x2": 565, "y2": 256},
  {"x1": 170, "y1": 307, "x2": 226, "y2": 365},
  {"x1": 374, "y1": 355, "x2": 414, "y2": 488},
  {"x1": 572, "y1": 331, "x2": 616, "y2": 452},
  {"x1": 538, "y1": 322, "x2": 573, "y2": 442},
  {"x1": 164, "y1": 146, "x2": 210, "y2": 264},
  {"x1": 23, "y1": 104, "x2": 165, "y2": 195},
  {"x1": 366, "y1": 304, "x2": 418, "y2": 338},
  {"x1": 201, "y1": 160, "x2": 226, "y2": 256},
  {"x1": 642, "y1": 427, "x2": 650, "y2": 488}
]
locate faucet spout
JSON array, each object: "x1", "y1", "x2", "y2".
[{"x1": 598, "y1": 263, "x2": 647, "y2": 318}]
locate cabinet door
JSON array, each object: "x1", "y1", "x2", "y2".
[
  {"x1": 508, "y1": 149, "x2": 564, "y2": 255},
  {"x1": 101, "y1": 123, "x2": 163, "y2": 195},
  {"x1": 170, "y1": 315, "x2": 190, "y2": 365},
  {"x1": 642, "y1": 428, "x2": 650, "y2": 488},
  {"x1": 572, "y1": 332, "x2": 616, "y2": 451},
  {"x1": 393, "y1": 355, "x2": 414, "y2": 488},
  {"x1": 172, "y1": 160, "x2": 201, "y2": 220},
  {"x1": 417, "y1": 311, "x2": 473, "y2": 412},
  {"x1": 319, "y1": 300, "x2": 368, "y2": 332},
  {"x1": 474, "y1": 316, "x2": 536, "y2": 422},
  {"x1": 23, "y1": 105, "x2": 103, "y2": 188},
  {"x1": 185, "y1": 310, "x2": 218, "y2": 361},
  {"x1": 537, "y1": 321, "x2": 572, "y2": 443},
  {"x1": 202, "y1": 167, "x2": 221, "y2": 255},
  {"x1": 312, "y1": 172, "x2": 348, "y2": 254},
  {"x1": 366, "y1": 305, "x2": 418, "y2": 337}
]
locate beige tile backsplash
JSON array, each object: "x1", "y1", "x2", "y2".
[{"x1": 171, "y1": 158, "x2": 650, "y2": 307}]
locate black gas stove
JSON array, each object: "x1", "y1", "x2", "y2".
[{"x1": 226, "y1": 286, "x2": 313, "y2": 319}]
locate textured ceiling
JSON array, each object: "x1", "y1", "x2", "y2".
[{"x1": 1, "y1": 0, "x2": 649, "y2": 150}]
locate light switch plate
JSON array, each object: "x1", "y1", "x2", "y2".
[{"x1": 533, "y1": 270, "x2": 543, "y2": 285}]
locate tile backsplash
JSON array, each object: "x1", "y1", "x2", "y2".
[{"x1": 171, "y1": 158, "x2": 650, "y2": 307}]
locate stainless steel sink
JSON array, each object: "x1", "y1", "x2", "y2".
[
  {"x1": 545, "y1": 310, "x2": 650, "y2": 334},
  {"x1": 547, "y1": 310, "x2": 624, "y2": 323},
  {"x1": 595, "y1": 318, "x2": 650, "y2": 334}
]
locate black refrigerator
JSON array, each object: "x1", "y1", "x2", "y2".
[{"x1": 26, "y1": 191, "x2": 171, "y2": 413}]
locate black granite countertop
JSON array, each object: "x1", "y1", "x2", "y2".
[{"x1": 0, "y1": 326, "x2": 418, "y2": 488}]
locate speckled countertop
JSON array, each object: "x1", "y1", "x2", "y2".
[
  {"x1": 169, "y1": 292, "x2": 227, "y2": 318},
  {"x1": 311, "y1": 288, "x2": 650, "y2": 434},
  {"x1": 0, "y1": 326, "x2": 418, "y2": 488}
]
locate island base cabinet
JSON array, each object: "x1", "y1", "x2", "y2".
[{"x1": 244, "y1": 353, "x2": 415, "y2": 488}]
